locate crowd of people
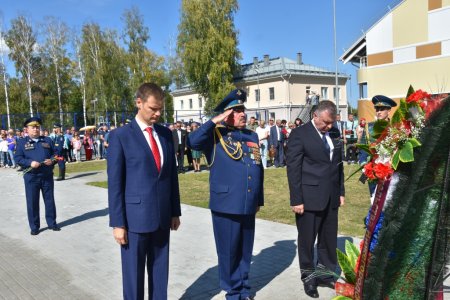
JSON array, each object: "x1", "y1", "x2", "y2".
[
  {"x1": 0, "y1": 124, "x2": 116, "y2": 171},
  {"x1": 2, "y1": 81, "x2": 392, "y2": 299}
]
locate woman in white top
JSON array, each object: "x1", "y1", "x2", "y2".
[{"x1": 255, "y1": 120, "x2": 270, "y2": 169}]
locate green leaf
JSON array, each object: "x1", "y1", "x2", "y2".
[
  {"x1": 406, "y1": 85, "x2": 415, "y2": 98},
  {"x1": 392, "y1": 150, "x2": 401, "y2": 170},
  {"x1": 333, "y1": 296, "x2": 353, "y2": 300},
  {"x1": 337, "y1": 249, "x2": 356, "y2": 284},
  {"x1": 372, "y1": 120, "x2": 389, "y2": 139},
  {"x1": 345, "y1": 164, "x2": 364, "y2": 182},
  {"x1": 399, "y1": 141, "x2": 414, "y2": 162},
  {"x1": 391, "y1": 99, "x2": 408, "y2": 125},
  {"x1": 408, "y1": 138, "x2": 421, "y2": 148},
  {"x1": 345, "y1": 240, "x2": 360, "y2": 269}
]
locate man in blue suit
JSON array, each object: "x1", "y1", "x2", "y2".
[
  {"x1": 107, "y1": 82, "x2": 181, "y2": 300},
  {"x1": 268, "y1": 119, "x2": 285, "y2": 167},
  {"x1": 188, "y1": 89, "x2": 264, "y2": 300}
]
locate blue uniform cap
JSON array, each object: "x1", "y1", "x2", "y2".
[
  {"x1": 24, "y1": 117, "x2": 42, "y2": 127},
  {"x1": 53, "y1": 123, "x2": 62, "y2": 128},
  {"x1": 214, "y1": 89, "x2": 247, "y2": 113},
  {"x1": 372, "y1": 95, "x2": 397, "y2": 108}
]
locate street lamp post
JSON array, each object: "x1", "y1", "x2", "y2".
[{"x1": 333, "y1": 0, "x2": 340, "y2": 113}]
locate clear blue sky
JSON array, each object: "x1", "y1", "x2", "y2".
[{"x1": 1, "y1": 0, "x2": 402, "y2": 107}]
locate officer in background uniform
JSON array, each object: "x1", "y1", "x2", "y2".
[
  {"x1": 188, "y1": 89, "x2": 264, "y2": 300},
  {"x1": 359, "y1": 95, "x2": 397, "y2": 197},
  {"x1": 14, "y1": 117, "x2": 61, "y2": 235},
  {"x1": 51, "y1": 123, "x2": 66, "y2": 181}
]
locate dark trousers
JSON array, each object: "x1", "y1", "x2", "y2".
[
  {"x1": 121, "y1": 229, "x2": 170, "y2": 300},
  {"x1": 176, "y1": 145, "x2": 184, "y2": 171},
  {"x1": 23, "y1": 173, "x2": 57, "y2": 231},
  {"x1": 346, "y1": 144, "x2": 358, "y2": 162},
  {"x1": 295, "y1": 201, "x2": 338, "y2": 285},
  {"x1": 212, "y1": 211, "x2": 255, "y2": 300},
  {"x1": 274, "y1": 142, "x2": 285, "y2": 167}
]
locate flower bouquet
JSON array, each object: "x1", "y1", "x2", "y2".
[{"x1": 334, "y1": 87, "x2": 449, "y2": 300}]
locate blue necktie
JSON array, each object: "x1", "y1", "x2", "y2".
[{"x1": 322, "y1": 134, "x2": 330, "y2": 153}]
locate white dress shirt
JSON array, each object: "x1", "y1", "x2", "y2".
[
  {"x1": 135, "y1": 117, "x2": 164, "y2": 168},
  {"x1": 312, "y1": 120, "x2": 334, "y2": 161}
]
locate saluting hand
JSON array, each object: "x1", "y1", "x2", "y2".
[{"x1": 211, "y1": 109, "x2": 233, "y2": 125}]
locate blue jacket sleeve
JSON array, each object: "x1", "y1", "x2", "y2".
[{"x1": 107, "y1": 130, "x2": 127, "y2": 228}]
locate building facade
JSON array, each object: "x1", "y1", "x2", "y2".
[
  {"x1": 171, "y1": 53, "x2": 349, "y2": 123},
  {"x1": 341, "y1": 0, "x2": 450, "y2": 121}
]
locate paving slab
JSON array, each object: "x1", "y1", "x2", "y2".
[{"x1": 0, "y1": 167, "x2": 447, "y2": 299}]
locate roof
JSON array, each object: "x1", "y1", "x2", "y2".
[
  {"x1": 235, "y1": 57, "x2": 348, "y2": 81},
  {"x1": 172, "y1": 56, "x2": 349, "y2": 96}
]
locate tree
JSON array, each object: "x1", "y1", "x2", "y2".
[
  {"x1": 81, "y1": 22, "x2": 107, "y2": 119},
  {"x1": 121, "y1": 6, "x2": 149, "y2": 92},
  {"x1": 41, "y1": 16, "x2": 68, "y2": 125},
  {"x1": 73, "y1": 32, "x2": 88, "y2": 128},
  {"x1": 5, "y1": 15, "x2": 37, "y2": 116},
  {"x1": 177, "y1": 0, "x2": 241, "y2": 115}
]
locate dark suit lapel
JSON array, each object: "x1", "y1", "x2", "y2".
[
  {"x1": 306, "y1": 121, "x2": 330, "y2": 160},
  {"x1": 130, "y1": 119, "x2": 158, "y2": 172}
]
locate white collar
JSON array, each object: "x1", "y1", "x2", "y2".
[{"x1": 135, "y1": 116, "x2": 155, "y2": 132}]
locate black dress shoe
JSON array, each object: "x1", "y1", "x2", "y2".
[
  {"x1": 51, "y1": 226, "x2": 61, "y2": 231},
  {"x1": 317, "y1": 279, "x2": 335, "y2": 289},
  {"x1": 304, "y1": 284, "x2": 319, "y2": 298},
  {"x1": 30, "y1": 230, "x2": 39, "y2": 235}
]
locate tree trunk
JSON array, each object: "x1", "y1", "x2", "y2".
[
  {"x1": 55, "y1": 63, "x2": 63, "y2": 125},
  {"x1": 26, "y1": 64, "x2": 33, "y2": 117},
  {"x1": 1, "y1": 55, "x2": 10, "y2": 128}
]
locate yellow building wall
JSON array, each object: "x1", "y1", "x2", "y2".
[
  {"x1": 357, "y1": 56, "x2": 450, "y2": 98},
  {"x1": 444, "y1": 0, "x2": 450, "y2": 7},
  {"x1": 393, "y1": 0, "x2": 428, "y2": 47}
]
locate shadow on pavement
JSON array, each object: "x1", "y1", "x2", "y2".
[
  {"x1": 65, "y1": 172, "x2": 100, "y2": 180},
  {"x1": 179, "y1": 239, "x2": 297, "y2": 299},
  {"x1": 55, "y1": 207, "x2": 109, "y2": 229}
]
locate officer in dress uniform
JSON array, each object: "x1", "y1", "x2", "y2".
[
  {"x1": 51, "y1": 123, "x2": 66, "y2": 181},
  {"x1": 188, "y1": 89, "x2": 264, "y2": 300},
  {"x1": 14, "y1": 117, "x2": 61, "y2": 235}
]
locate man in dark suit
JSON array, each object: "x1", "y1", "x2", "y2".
[
  {"x1": 172, "y1": 121, "x2": 187, "y2": 173},
  {"x1": 268, "y1": 119, "x2": 285, "y2": 167},
  {"x1": 188, "y1": 89, "x2": 264, "y2": 300},
  {"x1": 107, "y1": 82, "x2": 181, "y2": 299},
  {"x1": 286, "y1": 100, "x2": 345, "y2": 298}
]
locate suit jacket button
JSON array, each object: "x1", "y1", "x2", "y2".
[
  {"x1": 248, "y1": 176, "x2": 252, "y2": 180},
  {"x1": 248, "y1": 189, "x2": 251, "y2": 192}
]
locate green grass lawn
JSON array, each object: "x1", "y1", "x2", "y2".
[
  {"x1": 66, "y1": 160, "x2": 107, "y2": 174},
  {"x1": 78, "y1": 160, "x2": 370, "y2": 237}
]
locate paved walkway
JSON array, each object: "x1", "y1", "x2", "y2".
[{"x1": 0, "y1": 168, "x2": 445, "y2": 299}]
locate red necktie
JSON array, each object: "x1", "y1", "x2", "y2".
[{"x1": 145, "y1": 127, "x2": 161, "y2": 172}]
